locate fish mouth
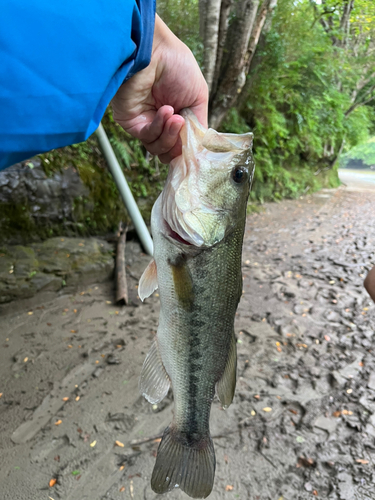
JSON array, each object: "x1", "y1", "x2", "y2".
[{"x1": 164, "y1": 219, "x2": 192, "y2": 246}]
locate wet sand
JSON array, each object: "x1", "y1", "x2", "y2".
[{"x1": 1, "y1": 184, "x2": 375, "y2": 500}]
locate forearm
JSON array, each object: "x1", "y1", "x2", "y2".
[{"x1": 0, "y1": 0, "x2": 155, "y2": 170}]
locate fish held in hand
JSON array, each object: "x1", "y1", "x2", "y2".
[{"x1": 139, "y1": 109, "x2": 254, "y2": 498}]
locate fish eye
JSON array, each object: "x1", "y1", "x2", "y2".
[{"x1": 231, "y1": 166, "x2": 248, "y2": 184}]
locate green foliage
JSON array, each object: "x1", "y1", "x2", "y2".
[
  {"x1": 221, "y1": 0, "x2": 374, "y2": 202},
  {"x1": 157, "y1": 0, "x2": 203, "y2": 63}
]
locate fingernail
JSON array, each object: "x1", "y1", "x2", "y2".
[{"x1": 169, "y1": 122, "x2": 182, "y2": 136}]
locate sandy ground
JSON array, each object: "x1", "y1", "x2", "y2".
[{"x1": 1, "y1": 180, "x2": 375, "y2": 500}]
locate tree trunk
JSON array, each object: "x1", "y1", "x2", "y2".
[
  {"x1": 209, "y1": 0, "x2": 260, "y2": 128},
  {"x1": 200, "y1": 0, "x2": 222, "y2": 93},
  {"x1": 201, "y1": 0, "x2": 277, "y2": 128},
  {"x1": 237, "y1": 0, "x2": 277, "y2": 110},
  {"x1": 211, "y1": 0, "x2": 233, "y2": 97}
]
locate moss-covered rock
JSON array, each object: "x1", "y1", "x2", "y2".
[
  {"x1": 0, "y1": 112, "x2": 168, "y2": 245},
  {"x1": 0, "y1": 237, "x2": 114, "y2": 304}
]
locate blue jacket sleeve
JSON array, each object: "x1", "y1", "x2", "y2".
[{"x1": 0, "y1": 0, "x2": 155, "y2": 170}]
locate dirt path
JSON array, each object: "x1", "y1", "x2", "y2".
[{"x1": 1, "y1": 186, "x2": 375, "y2": 500}]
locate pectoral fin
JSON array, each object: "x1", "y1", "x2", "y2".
[
  {"x1": 216, "y1": 333, "x2": 237, "y2": 409},
  {"x1": 139, "y1": 259, "x2": 158, "y2": 301},
  {"x1": 139, "y1": 339, "x2": 170, "y2": 404}
]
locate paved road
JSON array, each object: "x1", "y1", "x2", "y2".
[{"x1": 339, "y1": 168, "x2": 375, "y2": 191}]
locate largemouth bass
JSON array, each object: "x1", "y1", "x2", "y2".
[{"x1": 138, "y1": 109, "x2": 254, "y2": 498}]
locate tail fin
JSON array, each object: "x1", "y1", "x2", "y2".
[{"x1": 151, "y1": 427, "x2": 215, "y2": 499}]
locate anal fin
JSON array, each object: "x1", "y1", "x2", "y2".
[
  {"x1": 216, "y1": 333, "x2": 237, "y2": 409},
  {"x1": 139, "y1": 258, "x2": 158, "y2": 301},
  {"x1": 139, "y1": 339, "x2": 170, "y2": 404}
]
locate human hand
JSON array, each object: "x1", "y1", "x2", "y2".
[{"x1": 112, "y1": 15, "x2": 208, "y2": 164}]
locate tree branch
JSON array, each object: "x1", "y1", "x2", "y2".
[{"x1": 345, "y1": 84, "x2": 375, "y2": 117}]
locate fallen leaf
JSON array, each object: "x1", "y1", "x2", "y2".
[
  {"x1": 70, "y1": 330, "x2": 76, "y2": 334},
  {"x1": 262, "y1": 407, "x2": 272, "y2": 412},
  {"x1": 73, "y1": 309, "x2": 77, "y2": 313},
  {"x1": 254, "y1": 394, "x2": 260, "y2": 400},
  {"x1": 49, "y1": 478, "x2": 57, "y2": 487},
  {"x1": 313, "y1": 490, "x2": 318, "y2": 496},
  {"x1": 119, "y1": 486, "x2": 125, "y2": 492},
  {"x1": 67, "y1": 345, "x2": 73, "y2": 348},
  {"x1": 332, "y1": 411, "x2": 341, "y2": 417},
  {"x1": 62, "y1": 397, "x2": 69, "y2": 402},
  {"x1": 356, "y1": 459, "x2": 369, "y2": 464},
  {"x1": 0, "y1": 393, "x2": 2, "y2": 398},
  {"x1": 115, "y1": 440, "x2": 125, "y2": 448},
  {"x1": 119, "y1": 465, "x2": 125, "y2": 471},
  {"x1": 342, "y1": 409, "x2": 353, "y2": 415},
  {"x1": 225, "y1": 485, "x2": 234, "y2": 491},
  {"x1": 298, "y1": 456, "x2": 315, "y2": 467},
  {"x1": 55, "y1": 420, "x2": 62, "y2": 426}
]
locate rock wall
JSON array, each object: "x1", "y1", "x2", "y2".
[{"x1": 0, "y1": 159, "x2": 91, "y2": 244}]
